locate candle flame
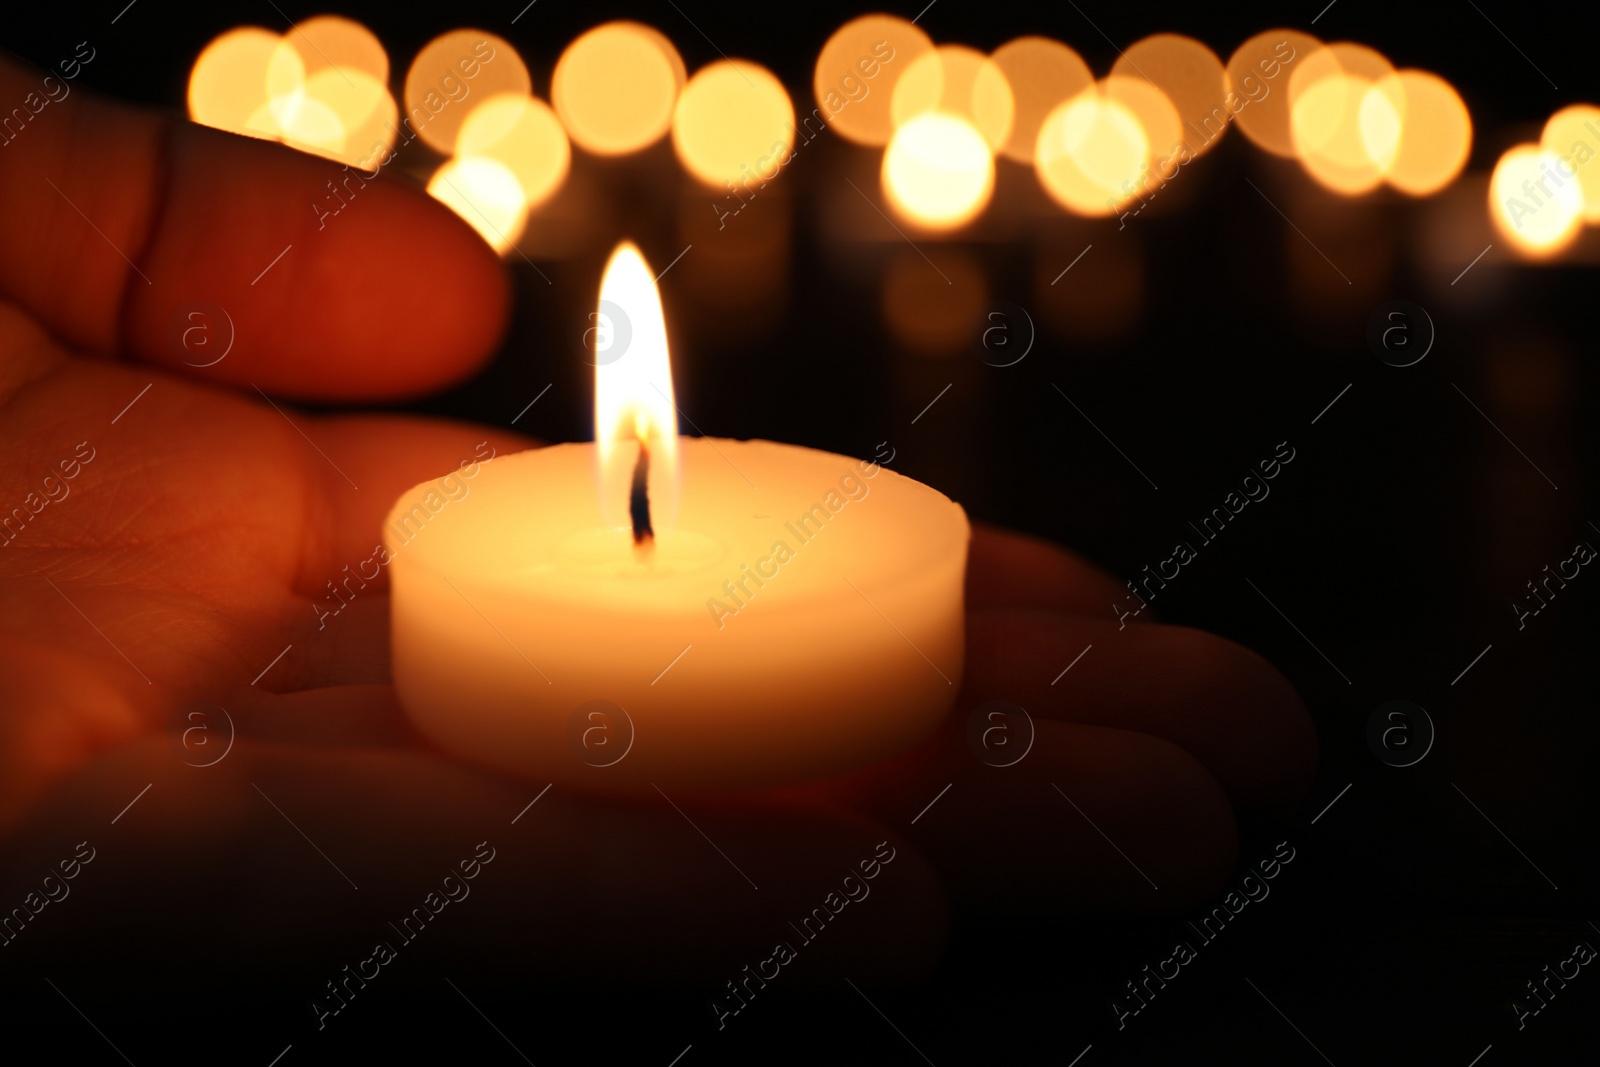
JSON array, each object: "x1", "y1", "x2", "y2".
[{"x1": 595, "y1": 242, "x2": 679, "y2": 528}]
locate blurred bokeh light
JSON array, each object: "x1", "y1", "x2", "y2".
[
  {"x1": 189, "y1": 23, "x2": 397, "y2": 169},
  {"x1": 1035, "y1": 86, "x2": 1152, "y2": 216},
  {"x1": 282, "y1": 18, "x2": 393, "y2": 166},
  {"x1": 890, "y1": 45, "x2": 1014, "y2": 153},
  {"x1": 553, "y1": 22, "x2": 684, "y2": 156},
  {"x1": 1112, "y1": 34, "x2": 1229, "y2": 160},
  {"x1": 1363, "y1": 70, "x2": 1471, "y2": 196},
  {"x1": 1226, "y1": 29, "x2": 1320, "y2": 158},
  {"x1": 427, "y1": 156, "x2": 530, "y2": 253},
  {"x1": 882, "y1": 111, "x2": 995, "y2": 230},
  {"x1": 990, "y1": 36, "x2": 1093, "y2": 165},
  {"x1": 1490, "y1": 144, "x2": 1584, "y2": 256},
  {"x1": 673, "y1": 60, "x2": 795, "y2": 190},
  {"x1": 456, "y1": 93, "x2": 571, "y2": 210},
  {"x1": 288, "y1": 15, "x2": 388, "y2": 82},
  {"x1": 286, "y1": 66, "x2": 394, "y2": 165},
  {"x1": 1289, "y1": 42, "x2": 1396, "y2": 195},
  {"x1": 1539, "y1": 105, "x2": 1600, "y2": 222},
  {"x1": 265, "y1": 65, "x2": 346, "y2": 155},
  {"x1": 1293, "y1": 72, "x2": 1385, "y2": 193},
  {"x1": 813, "y1": 14, "x2": 934, "y2": 147},
  {"x1": 1102, "y1": 75, "x2": 1181, "y2": 179},
  {"x1": 404, "y1": 30, "x2": 529, "y2": 154},
  {"x1": 188, "y1": 28, "x2": 286, "y2": 141}
]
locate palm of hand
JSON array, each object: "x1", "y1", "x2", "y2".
[{"x1": 0, "y1": 58, "x2": 1314, "y2": 976}]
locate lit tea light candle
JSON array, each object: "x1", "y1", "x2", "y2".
[{"x1": 386, "y1": 243, "x2": 969, "y2": 790}]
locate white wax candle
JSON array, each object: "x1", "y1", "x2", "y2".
[{"x1": 385, "y1": 437, "x2": 969, "y2": 790}]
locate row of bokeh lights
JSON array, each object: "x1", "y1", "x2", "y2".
[{"x1": 186, "y1": 14, "x2": 1599, "y2": 258}]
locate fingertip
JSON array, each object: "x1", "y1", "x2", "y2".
[
  {"x1": 126, "y1": 122, "x2": 511, "y2": 400},
  {"x1": 0, "y1": 59, "x2": 513, "y2": 398},
  {"x1": 1059, "y1": 723, "x2": 1239, "y2": 909},
  {"x1": 962, "y1": 611, "x2": 1319, "y2": 813},
  {"x1": 967, "y1": 522, "x2": 1128, "y2": 613},
  {"x1": 1131, "y1": 626, "x2": 1320, "y2": 812},
  {"x1": 852, "y1": 719, "x2": 1240, "y2": 913}
]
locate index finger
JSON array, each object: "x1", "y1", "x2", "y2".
[{"x1": 0, "y1": 54, "x2": 509, "y2": 400}]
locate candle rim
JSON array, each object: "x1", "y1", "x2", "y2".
[{"x1": 382, "y1": 437, "x2": 972, "y2": 614}]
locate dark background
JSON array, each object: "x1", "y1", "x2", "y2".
[{"x1": 4, "y1": 1, "x2": 1598, "y2": 1063}]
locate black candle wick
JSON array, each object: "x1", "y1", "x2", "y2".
[{"x1": 629, "y1": 441, "x2": 653, "y2": 545}]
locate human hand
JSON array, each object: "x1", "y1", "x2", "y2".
[{"x1": 0, "y1": 58, "x2": 1314, "y2": 988}]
